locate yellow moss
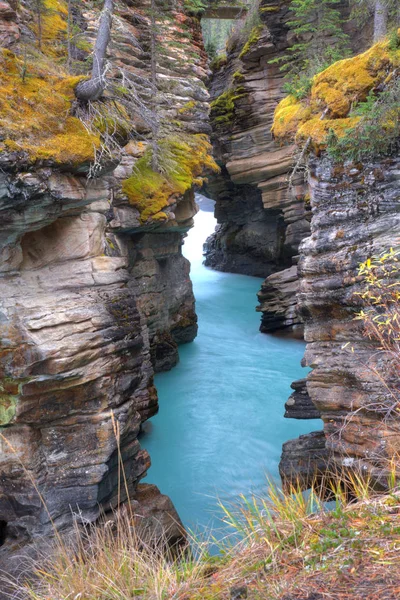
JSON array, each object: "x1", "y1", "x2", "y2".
[
  {"x1": 34, "y1": 0, "x2": 68, "y2": 57},
  {"x1": 122, "y1": 135, "x2": 219, "y2": 224},
  {"x1": 152, "y1": 211, "x2": 168, "y2": 222},
  {"x1": 271, "y1": 95, "x2": 312, "y2": 139},
  {"x1": 42, "y1": 12, "x2": 67, "y2": 42},
  {"x1": 312, "y1": 41, "x2": 400, "y2": 117},
  {"x1": 22, "y1": 117, "x2": 99, "y2": 164},
  {"x1": 272, "y1": 36, "x2": 400, "y2": 147},
  {"x1": 44, "y1": 0, "x2": 68, "y2": 16},
  {"x1": 0, "y1": 50, "x2": 99, "y2": 165},
  {"x1": 296, "y1": 116, "x2": 361, "y2": 151}
]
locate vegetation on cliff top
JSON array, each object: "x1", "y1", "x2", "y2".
[
  {"x1": 0, "y1": 48, "x2": 99, "y2": 165},
  {"x1": 14, "y1": 471, "x2": 400, "y2": 600},
  {"x1": 270, "y1": 0, "x2": 351, "y2": 100},
  {"x1": 122, "y1": 135, "x2": 219, "y2": 223},
  {"x1": 0, "y1": 0, "x2": 218, "y2": 220},
  {"x1": 272, "y1": 33, "x2": 400, "y2": 156},
  {"x1": 0, "y1": 0, "x2": 103, "y2": 165}
]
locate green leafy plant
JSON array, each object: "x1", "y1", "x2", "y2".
[{"x1": 184, "y1": 0, "x2": 207, "y2": 15}]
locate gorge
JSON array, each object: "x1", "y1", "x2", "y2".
[
  {"x1": 0, "y1": 0, "x2": 399, "y2": 596},
  {"x1": 141, "y1": 194, "x2": 321, "y2": 534}
]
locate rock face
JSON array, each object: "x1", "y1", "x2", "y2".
[
  {"x1": 257, "y1": 264, "x2": 303, "y2": 336},
  {"x1": 281, "y1": 155, "x2": 400, "y2": 486},
  {"x1": 132, "y1": 483, "x2": 186, "y2": 550},
  {"x1": 205, "y1": 0, "x2": 371, "y2": 330},
  {"x1": 206, "y1": 1, "x2": 399, "y2": 487},
  {"x1": 284, "y1": 379, "x2": 320, "y2": 421},
  {"x1": 0, "y1": 0, "x2": 210, "y2": 569},
  {"x1": 296, "y1": 157, "x2": 400, "y2": 483},
  {"x1": 279, "y1": 431, "x2": 329, "y2": 491},
  {"x1": 204, "y1": 0, "x2": 306, "y2": 280}
]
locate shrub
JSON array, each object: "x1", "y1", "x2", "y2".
[{"x1": 354, "y1": 248, "x2": 400, "y2": 419}]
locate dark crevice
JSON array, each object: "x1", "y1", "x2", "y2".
[{"x1": 0, "y1": 521, "x2": 8, "y2": 547}]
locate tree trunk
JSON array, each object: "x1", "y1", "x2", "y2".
[
  {"x1": 75, "y1": 0, "x2": 114, "y2": 102},
  {"x1": 373, "y1": 0, "x2": 388, "y2": 42},
  {"x1": 150, "y1": 0, "x2": 159, "y2": 172},
  {"x1": 36, "y1": 0, "x2": 43, "y2": 51},
  {"x1": 67, "y1": 0, "x2": 72, "y2": 72}
]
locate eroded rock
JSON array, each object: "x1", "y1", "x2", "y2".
[{"x1": 0, "y1": 0, "x2": 209, "y2": 572}]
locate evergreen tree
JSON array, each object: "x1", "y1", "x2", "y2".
[{"x1": 272, "y1": 0, "x2": 350, "y2": 99}]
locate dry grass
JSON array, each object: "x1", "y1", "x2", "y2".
[{"x1": 6, "y1": 467, "x2": 400, "y2": 600}]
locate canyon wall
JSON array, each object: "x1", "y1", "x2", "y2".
[
  {"x1": 206, "y1": 2, "x2": 399, "y2": 485},
  {"x1": 204, "y1": 0, "x2": 306, "y2": 291},
  {"x1": 0, "y1": 0, "x2": 210, "y2": 570},
  {"x1": 205, "y1": 0, "x2": 371, "y2": 333},
  {"x1": 280, "y1": 155, "x2": 400, "y2": 487}
]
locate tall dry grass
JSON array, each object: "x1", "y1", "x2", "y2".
[{"x1": 5, "y1": 461, "x2": 400, "y2": 600}]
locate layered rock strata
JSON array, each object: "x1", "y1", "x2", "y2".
[
  {"x1": 0, "y1": 0, "x2": 210, "y2": 570},
  {"x1": 276, "y1": 35, "x2": 400, "y2": 484},
  {"x1": 204, "y1": 0, "x2": 308, "y2": 281},
  {"x1": 280, "y1": 155, "x2": 400, "y2": 486},
  {"x1": 284, "y1": 379, "x2": 320, "y2": 421},
  {"x1": 205, "y1": 0, "x2": 371, "y2": 331},
  {"x1": 279, "y1": 431, "x2": 329, "y2": 491},
  {"x1": 257, "y1": 264, "x2": 303, "y2": 335},
  {"x1": 297, "y1": 157, "x2": 400, "y2": 482}
]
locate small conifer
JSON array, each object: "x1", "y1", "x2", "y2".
[{"x1": 271, "y1": 0, "x2": 350, "y2": 99}]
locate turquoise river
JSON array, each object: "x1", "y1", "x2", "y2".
[{"x1": 141, "y1": 196, "x2": 320, "y2": 535}]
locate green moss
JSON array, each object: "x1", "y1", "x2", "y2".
[
  {"x1": 210, "y1": 54, "x2": 227, "y2": 71},
  {"x1": 210, "y1": 87, "x2": 247, "y2": 124},
  {"x1": 178, "y1": 100, "x2": 196, "y2": 114},
  {"x1": 239, "y1": 25, "x2": 263, "y2": 59},
  {"x1": 0, "y1": 394, "x2": 17, "y2": 426},
  {"x1": 233, "y1": 71, "x2": 245, "y2": 82},
  {"x1": 122, "y1": 135, "x2": 219, "y2": 224}
]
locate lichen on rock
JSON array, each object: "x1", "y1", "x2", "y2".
[{"x1": 272, "y1": 35, "x2": 400, "y2": 151}]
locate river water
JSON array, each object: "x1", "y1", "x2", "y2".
[{"x1": 141, "y1": 195, "x2": 320, "y2": 535}]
